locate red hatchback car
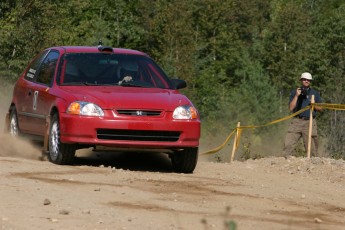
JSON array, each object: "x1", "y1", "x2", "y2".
[{"x1": 5, "y1": 46, "x2": 200, "y2": 173}]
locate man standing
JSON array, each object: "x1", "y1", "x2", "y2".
[{"x1": 283, "y1": 72, "x2": 323, "y2": 157}]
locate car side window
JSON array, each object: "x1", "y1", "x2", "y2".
[
  {"x1": 24, "y1": 50, "x2": 49, "y2": 82},
  {"x1": 36, "y1": 51, "x2": 59, "y2": 86}
]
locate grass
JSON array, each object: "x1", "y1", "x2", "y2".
[{"x1": 201, "y1": 206, "x2": 237, "y2": 230}]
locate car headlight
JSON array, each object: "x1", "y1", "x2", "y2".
[
  {"x1": 67, "y1": 101, "x2": 104, "y2": 116},
  {"x1": 173, "y1": 105, "x2": 198, "y2": 120}
]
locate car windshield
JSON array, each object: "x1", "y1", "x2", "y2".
[{"x1": 58, "y1": 53, "x2": 173, "y2": 89}]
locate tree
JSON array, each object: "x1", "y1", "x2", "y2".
[
  {"x1": 263, "y1": 1, "x2": 316, "y2": 91},
  {"x1": 310, "y1": 1, "x2": 345, "y2": 158}
]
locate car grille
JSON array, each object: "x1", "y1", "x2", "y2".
[
  {"x1": 97, "y1": 129, "x2": 180, "y2": 142},
  {"x1": 116, "y1": 109, "x2": 162, "y2": 116}
]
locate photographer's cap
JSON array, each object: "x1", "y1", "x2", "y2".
[{"x1": 300, "y1": 72, "x2": 313, "y2": 80}]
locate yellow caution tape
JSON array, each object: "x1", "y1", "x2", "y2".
[
  {"x1": 201, "y1": 107, "x2": 309, "y2": 155},
  {"x1": 238, "y1": 106, "x2": 311, "y2": 130},
  {"x1": 201, "y1": 129, "x2": 237, "y2": 155},
  {"x1": 315, "y1": 103, "x2": 345, "y2": 111},
  {"x1": 201, "y1": 103, "x2": 345, "y2": 155}
]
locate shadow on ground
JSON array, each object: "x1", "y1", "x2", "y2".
[
  {"x1": 0, "y1": 134, "x2": 175, "y2": 173},
  {"x1": 73, "y1": 149, "x2": 174, "y2": 173}
]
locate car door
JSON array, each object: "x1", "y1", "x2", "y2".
[
  {"x1": 16, "y1": 50, "x2": 49, "y2": 134},
  {"x1": 29, "y1": 50, "x2": 60, "y2": 136}
]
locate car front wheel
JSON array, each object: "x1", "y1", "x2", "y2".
[
  {"x1": 171, "y1": 147, "x2": 198, "y2": 173},
  {"x1": 48, "y1": 114, "x2": 76, "y2": 165}
]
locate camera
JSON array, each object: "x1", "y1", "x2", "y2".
[{"x1": 299, "y1": 87, "x2": 308, "y2": 96}]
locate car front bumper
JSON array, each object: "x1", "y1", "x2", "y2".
[{"x1": 59, "y1": 112, "x2": 200, "y2": 149}]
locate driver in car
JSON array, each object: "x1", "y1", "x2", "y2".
[{"x1": 118, "y1": 75, "x2": 133, "y2": 85}]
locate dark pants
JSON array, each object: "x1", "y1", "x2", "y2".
[{"x1": 283, "y1": 118, "x2": 318, "y2": 157}]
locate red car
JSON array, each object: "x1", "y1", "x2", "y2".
[{"x1": 5, "y1": 46, "x2": 200, "y2": 173}]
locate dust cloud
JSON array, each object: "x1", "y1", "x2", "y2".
[
  {"x1": 0, "y1": 134, "x2": 42, "y2": 160},
  {"x1": 0, "y1": 82, "x2": 42, "y2": 160}
]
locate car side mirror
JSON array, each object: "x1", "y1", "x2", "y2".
[{"x1": 171, "y1": 79, "x2": 187, "y2": 89}]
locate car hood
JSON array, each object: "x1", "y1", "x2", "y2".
[{"x1": 60, "y1": 86, "x2": 191, "y2": 111}]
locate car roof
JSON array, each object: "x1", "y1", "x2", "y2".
[{"x1": 48, "y1": 46, "x2": 148, "y2": 56}]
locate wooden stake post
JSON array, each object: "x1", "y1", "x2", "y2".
[
  {"x1": 307, "y1": 95, "x2": 315, "y2": 158},
  {"x1": 231, "y1": 122, "x2": 241, "y2": 162}
]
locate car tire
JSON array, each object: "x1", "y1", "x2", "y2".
[
  {"x1": 171, "y1": 147, "x2": 198, "y2": 173},
  {"x1": 48, "y1": 113, "x2": 76, "y2": 165},
  {"x1": 9, "y1": 107, "x2": 20, "y2": 137}
]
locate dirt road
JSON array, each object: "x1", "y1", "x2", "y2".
[{"x1": 1, "y1": 136, "x2": 345, "y2": 230}]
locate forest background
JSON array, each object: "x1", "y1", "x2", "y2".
[{"x1": 0, "y1": 0, "x2": 344, "y2": 161}]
